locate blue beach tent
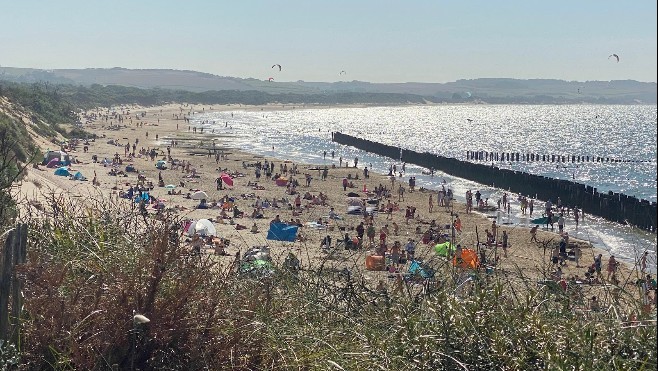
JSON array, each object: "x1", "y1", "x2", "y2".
[
  {"x1": 54, "y1": 167, "x2": 70, "y2": 177},
  {"x1": 267, "y1": 223, "x2": 299, "y2": 242}
]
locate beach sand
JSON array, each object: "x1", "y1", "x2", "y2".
[{"x1": 17, "y1": 103, "x2": 642, "y2": 294}]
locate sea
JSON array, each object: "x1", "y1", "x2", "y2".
[{"x1": 189, "y1": 104, "x2": 657, "y2": 273}]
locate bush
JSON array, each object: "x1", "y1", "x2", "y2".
[{"x1": 8, "y1": 194, "x2": 658, "y2": 369}]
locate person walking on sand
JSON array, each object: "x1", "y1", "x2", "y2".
[
  {"x1": 366, "y1": 223, "x2": 376, "y2": 246},
  {"x1": 398, "y1": 184, "x2": 405, "y2": 202},
  {"x1": 502, "y1": 230, "x2": 509, "y2": 257},
  {"x1": 607, "y1": 255, "x2": 618, "y2": 281},
  {"x1": 428, "y1": 194, "x2": 434, "y2": 213},
  {"x1": 530, "y1": 225, "x2": 539, "y2": 242},
  {"x1": 640, "y1": 251, "x2": 649, "y2": 273},
  {"x1": 574, "y1": 245, "x2": 582, "y2": 268}
]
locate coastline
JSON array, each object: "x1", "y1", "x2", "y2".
[{"x1": 18, "y1": 103, "x2": 648, "y2": 287}]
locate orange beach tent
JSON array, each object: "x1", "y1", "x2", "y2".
[{"x1": 452, "y1": 248, "x2": 480, "y2": 269}]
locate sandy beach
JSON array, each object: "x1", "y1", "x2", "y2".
[{"x1": 18, "y1": 103, "x2": 644, "y2": 293}]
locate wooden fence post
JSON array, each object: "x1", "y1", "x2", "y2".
[
  {"x1": 11, "y1": 223, "x2": 27, "y2": 344},
  {"x1": 0, "y1": 224, "x2": 27, "y2": 343},
  {"x1": 0, "y1": 228, "x2": 15, "y2": 340}
]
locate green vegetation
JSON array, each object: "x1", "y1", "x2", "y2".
[
  {"x1": 0, "y1": 112, "x2": 40, "y2": 224},
  {"x1": 2, "y1": 196, "x2": 654, "y2": 370}
]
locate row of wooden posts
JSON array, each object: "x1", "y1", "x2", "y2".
[
  {"x1": 466, "y1": 151, "x2": 651, "y2": 163},
  {"x1": 332, "y1": 132, "x2": 657, "y2": 232},
  {"x1": 0, "y1": 224, "x2": 27, "y2": 344}
]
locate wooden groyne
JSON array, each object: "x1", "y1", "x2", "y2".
[
  {"x1": 466, "y1": 151, "x2": 652, "y2": 164},
  {"x1": 332, "y1": 132, "x2": 657, "y2": 232}
]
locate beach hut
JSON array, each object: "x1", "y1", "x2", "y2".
[
  {"x1": 54, "y1": 167, "x2": 70, "y2": 177},
  {"x1": 191, "y1": 190, "x2": 209, "y2": 200}
]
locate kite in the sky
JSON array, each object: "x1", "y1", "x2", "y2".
[
  {"x1": 339, "y1": 70, "x2": 346, "y2": 75},
  {"x1": 466, "y1": 118, "x2": 473, "y2": 123},
  {"x1": 272, "y1": 64, "x2": 282, "y2": 71},
  {"x1": 608, "y1": 54, "x2": 619, "y2": 63},
  {"x1": 268, "y1": 77, "x2": 274, "y2": 82}
]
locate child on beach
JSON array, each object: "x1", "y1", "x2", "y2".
[{"x1": 530, "y1": 225, "x2": 539, "y2": 242}]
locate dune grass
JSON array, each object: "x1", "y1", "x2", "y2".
[{"x1": 4, "y1": 194, "x2": 656, "y2": 370}]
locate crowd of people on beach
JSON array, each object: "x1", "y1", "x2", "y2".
[{"x1": 58, "y1": 105, "x2": 656, "y2": 319}]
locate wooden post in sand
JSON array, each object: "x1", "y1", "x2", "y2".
[{"x1": 0, "y1": 224, "x2": 28, "y2": 343}]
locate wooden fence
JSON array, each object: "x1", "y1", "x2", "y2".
[{"x1": 0, "y1": 223, "x2": 27, "y2": 345}]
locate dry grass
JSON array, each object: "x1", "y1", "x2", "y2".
[{"x1": 4, "y1": 193, "x2": 656, "y2": 370}]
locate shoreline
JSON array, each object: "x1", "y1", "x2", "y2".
[{"x1": 18, "y1": 103, "x2": 651, "y2": 286}]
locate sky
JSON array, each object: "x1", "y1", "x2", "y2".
[{"x1": 1, "y1": 0, "x2": 656, "y2": 83}]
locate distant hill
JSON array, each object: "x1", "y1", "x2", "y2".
[{"x1": 1, "y1": 67, "x2": 655, "y2": 104}]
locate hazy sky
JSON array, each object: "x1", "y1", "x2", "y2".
[{"x1": 1, "y1": 0, "x2": 656, "y2": 83}]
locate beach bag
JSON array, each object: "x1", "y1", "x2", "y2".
[{"x1": 365, "y1": 255, "x2": 385, "y2": 271}]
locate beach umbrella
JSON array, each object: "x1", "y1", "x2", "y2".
[
  {"x1": 191, "y1": 191, "x2": 209, "y2": 200},
  {"x1": 195, "y1": 218, "x2": 217, "y2": 236},
  {"x1": 165, "y1": 184, "x2": 177, "y2": 189},
  {"x1": 220, "y1": 172, "x2": 234, "y2": 187}
]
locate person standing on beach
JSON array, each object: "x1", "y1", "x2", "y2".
[
  {"x1": 573, "y1": 208, "x2": 580, "y2": 227},
  {"x1": 502, "y1": 231, "x2": 509, "y2": 257},
  {"x1": 607, "y1": 255, "x2": 618, "y2": 281},
  {"x1": 594, "y1": 254, "x2": 603, "y2": 278},
  {"x1": 354, "y1": 157, "x2": 358, "y2": 168},
  {"x1": 398, "y1": 184, "x2": 405, "y2": 202},
  {"x1": 428, "y1": 194, "x2": 434, "y2": 213},
  {"x1": 574, "y1": 245, "x2": 582, "y2": 268},
  {"x1": 356, "y1": 222, "x2": 365, "y2": 241},
  {"x1": 339, "y1": 157, "x2": 342, "y2": 167},
  {"x1": 557, "y1": 214, "x2": 565, "y2": 233},
  {"x1": 366, "y1": 223, "x2": 376, "y2": 246},
  {"x1": 640, "y1": 251, "x2": 649, "y2": 273}
]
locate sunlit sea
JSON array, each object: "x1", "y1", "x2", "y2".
[{"x1": 190, "y1": 104, "x2": 657, "y2": 272}]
